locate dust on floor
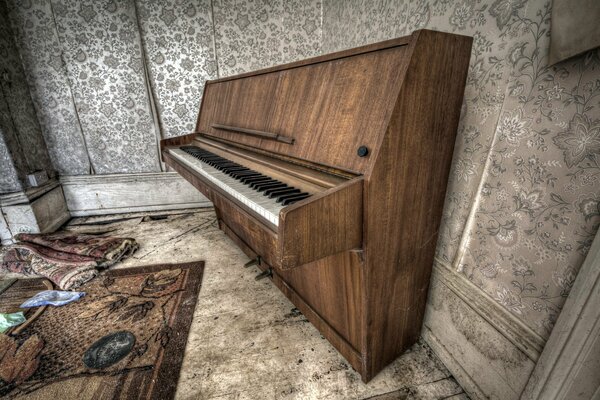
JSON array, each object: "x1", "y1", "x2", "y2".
[{"x1": 57, "y1": 209, "x2": 469, "y2": 399}]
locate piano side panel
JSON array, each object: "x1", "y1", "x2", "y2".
[
  {"x1": 362, "y1": 30, "x2": 473, "y2": 381},
  {"x1": 196, "y1": 46, "x2": 408, "y2": 174},
  {"x1": 159, "y1": 133, "x2": 196, "y2": 160}
]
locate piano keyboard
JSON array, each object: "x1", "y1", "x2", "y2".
[{"x1": 168, "y1": 146, "x2": 311, "y2": 226}]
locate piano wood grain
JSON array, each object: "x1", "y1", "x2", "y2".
[
  {"x1": 279, "y1": 178, "x2": 363, "y2": 269},
  {"x1": 361, "y1": 29, "x2": 473, "y2": 380},
  {"x1": 161, "y1": 29, "x2": 472, "y2": 383}
]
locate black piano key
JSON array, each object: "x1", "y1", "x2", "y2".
[
  {"x1": 250, "y1": 179, "x2": 277, "y2": 189},
  {"x1": 229, "y1": 171, "x2": 256, "y2": 178},
  {"x1": 269, "y1": 188, "x2": 300, "y2": 198},
  {"x1": 226, "y1": 168, "x2": 250, "y2": 174},
  {"x1": 277, "y1": 192, "x2": 309, "y2": 203},
  {"x1": 240, "y1": 175, "x2": 269, "y2": 184},
  {"x1": 281, "y1": 193, "x2": 310, "y2": 205},
  {"x1": 182, "y1": 147, "x2": 314, "y2": 208},
  {"x1": 263, "y1": 186, "x2": 292, "y2": 196},
  {"x1": 257, "y1": 183, "x2": 286, "y2": 192},
  {"x1": 234, "y1": 171, "x2": 260, "y2": 177},
  {"x1": 263, "y1": 185, "x2": 290, "y2": 196},
  {"x1": 229, "y1": 170, "x2": 254, "y2": 176}
]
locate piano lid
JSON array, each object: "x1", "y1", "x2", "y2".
[{"x1": 195, "y1": 37, "x2": 413, "y2": 174}]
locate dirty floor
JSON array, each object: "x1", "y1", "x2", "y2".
[{"x1": 8, "y1": 209, "x2": 469, "y2": 400}]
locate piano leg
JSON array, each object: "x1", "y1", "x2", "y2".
[{"x1": 214, "y1": 206, "x2": 223, "y2": 221}]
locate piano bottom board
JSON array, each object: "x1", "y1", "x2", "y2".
[{"x1": 217, "y1": 217, "x2": 367, "y2": 380}]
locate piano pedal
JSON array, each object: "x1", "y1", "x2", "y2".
[
  {"x1": 244, "y1": 256, "x2": 261, "y2": 268},
  {"x1": 255, "y1": 267, "x2": 273, "y2": 281}
]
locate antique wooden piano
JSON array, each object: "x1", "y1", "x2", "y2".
[{"x1": 161, "y1": 29, "x2": 472, "y2": 382}]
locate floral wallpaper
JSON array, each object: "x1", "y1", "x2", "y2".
[
  {"x1": 0, "y1": 129, "x2": 21, "y2": 193},
  {"x1": 213, "y1": 0, "x2": 322, "y2": 77},
  {"x1": 2, "y1": 0, "x2": 322, "y2": 176},
  {"x1": 7, "y1": 0, "x2": 90, "y2": 176},
  {"x1": 323, "y1": 0, "x2": 600, "y2": 338},
  {"x1": 0, "y1": 0, "x2": 54, "y2": 192},
  {"x1": 49, "y1": 0, "x2": 161, "y2": 174},
  {"x1": 135, "y1": 0, "x2": 217, "y2": 139}
]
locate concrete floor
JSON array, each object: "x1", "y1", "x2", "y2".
[{"x1": 23, "y1": 209, "x2": 468, "y2": 399}]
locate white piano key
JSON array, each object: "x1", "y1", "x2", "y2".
[{"x1": 169, "y1": 148, "x2": 283, "y2": 226}]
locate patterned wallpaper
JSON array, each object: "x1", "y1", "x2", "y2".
[
  {"x1": 7, "y1": 0, "x2": 90, "y2": 176},
  {"x1": 0, "y1": 0, "x2": 54, "y2": 192},
  {"x1": 213, "y1": 0, "x2": 322, "y2": 77},
  {"x1": 323, "y1": 0, "x2": 600, "y2": 338},
  {"x1": 135, "y1": 0, "x2": 217, "y2": 139},
  {"x1": 50, "y1": 0, "x2": 161, "y2": 174},
  {"x1": 0, "y1": 130, "x2": 21, "y2": 193},
  {"x1": 3, "y1": 0, "x2": 322, "y2": 175}
]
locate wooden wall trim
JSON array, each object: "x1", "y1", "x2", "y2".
[
  {"x1": 60, "y1": 172, "x2": 211, "y2": 216},
  {"x1": 433, "y1": 258, "x2": 545, "y2": 361}
]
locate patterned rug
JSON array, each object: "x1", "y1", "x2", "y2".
[{"x1": 0, "y1": 261, "x2": 204, "y2": 399}]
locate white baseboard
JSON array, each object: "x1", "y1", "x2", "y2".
[
  {"x1": 433, "y1": 258, "x2": 545, "y2": 361},
  {"x1": 422, "y1": 260, "x2": 544, "y2": 400},
  {"x1": 60, "y1": 172, "x2": 211, "y2": 216}
]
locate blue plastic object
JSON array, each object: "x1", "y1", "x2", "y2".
[{"x1": 20, "y1": 290, "x2": 85, "y2": 308}]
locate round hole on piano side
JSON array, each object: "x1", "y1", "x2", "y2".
[{"x1": 357, "y1": 146, "x2": 369, "y2": 157}]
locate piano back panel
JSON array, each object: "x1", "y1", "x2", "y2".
[{"x1": 196, "y1": 45, "x2": 409, "y2": 174}]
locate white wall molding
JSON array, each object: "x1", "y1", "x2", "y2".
[
  {"x1": 422, "y1": 259, "x2": 543, "y2": 400},
  {"x1": 0, "y1": 179, "x2": 60, "y2": 207},
  {"x1": 521, "y1": 230, "x2": 600, "y2": 400},
  {"x1": 60, "y1": 172, "x2": 211, "y2": 216},
  {"x1": 433, "y1": 258, "x2": 545, "y2": 361}
]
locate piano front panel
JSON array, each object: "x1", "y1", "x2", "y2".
[
  {"x1": 219, "y1": 216, "x2": 364, "y2": 373},
  {"x1": 197, "y1": 45, "x2": 409, "y2": 174},
  {"x1": 277, "y1": 250, "x2": 364, "y2": 353}
]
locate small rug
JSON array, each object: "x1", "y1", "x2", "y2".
[
  {"x1": 1, "y1": 232, "x2": 139, "y2": 290},
  {"x1": 0, "y1": 261, "x2": 204, "y2": 399}
]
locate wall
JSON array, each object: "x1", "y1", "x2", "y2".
[
  {"x1": 324, "y1": 0, "x2": 600, "y2": 340},
  {"x1": 3, "y1": 0, "x2": 321, "y2": 217},
  {"x1": 0, "y1": 0, "x2": 69, "y2": 243}
]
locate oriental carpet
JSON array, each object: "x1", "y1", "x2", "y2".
[{"x1": 0, "y1": 261, "x2": 204, "y2": 399}]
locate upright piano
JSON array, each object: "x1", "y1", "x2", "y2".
[{"x1": 161, "y1": 29, "x2": 472, "y2": 382}]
